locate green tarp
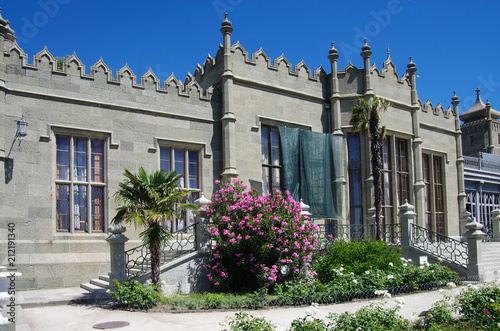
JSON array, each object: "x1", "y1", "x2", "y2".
[{"x1": 279, "y1": 127, "x2": 343, "y2": 219}]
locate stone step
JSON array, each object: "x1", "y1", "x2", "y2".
[
  {"x1": 99, "y1": 274, "x2": 110, "y2": 282},
  {"x1": 90, "y1": 278, "x2": 110, "y2": 289},
  {"x1": 80, "y1": 282, "x2": 107, "y2": 294}
]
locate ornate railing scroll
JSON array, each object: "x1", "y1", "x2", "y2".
[
  {"x1": 124, "y1": 223, "x2": 197, "y2": 279},
  {"x1": 410, "y1": 223, "x2": 468, "y2": 268}
]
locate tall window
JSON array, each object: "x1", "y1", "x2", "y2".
[
  {"x1": 382, "y1": 138, "x2": 393, "y2": 229},
  {"x1": 160, "y1": 147, "x2": 199, "y2": 230},
  {"x1": 261, "y1": 125, "x2": 283, "y2": 195},
  {"x1": 423, "y1": 154, "x2": 445, "y2": 235},
  {"x1": 395, "y1": 138, "x2": 409, "y2": 206},
  {"x1": 56, "y1": 135, "x2": 105, "y2": 233},
  {"x1": 348, "y1": 134, "x2": 362, "y2": 226}
]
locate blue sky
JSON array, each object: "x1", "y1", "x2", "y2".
[{"x1": 2, "y1": 1, "x2": 499, "y2": 113}]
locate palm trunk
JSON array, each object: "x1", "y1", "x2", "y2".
[
  {"x1": 150, "y1": 244, "x2": 161, "y2": 290},
  {"x1": 370, "y1": 115, "x2": 384, "y2": 241}
]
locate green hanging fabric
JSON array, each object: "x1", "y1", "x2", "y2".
[{"x1": 278, "y1": 127, "x2": 343, "y2": 219}]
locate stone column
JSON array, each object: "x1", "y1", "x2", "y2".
[
  {"x1": 328, "y1": 42, "x2": 342, "y2": 136},
  {"x1": 453, "y1": 92, "x2": 467, "y2": 235},
  {"x1": 194, "y1": 193, "x2": 212, "y2": 252},
  {"x1": 220, "y1": 13, "x2": 238, "y2": 180},
  {"x1": 407, "y1": 58, "x2": 425, "y2": 227},
  {"x1": 491, "y1": 209, "x2": 500, "y2": 242},
  {"x1": 106, "y1": 224, "x2": 129, "y2": 288},
  {"x1": 366, "y1": 207, "x2": 376, "y2": 240},
  {"x1": 464, "y1": 219, "x2": 485, "y2": 279},
  {"x1": 360, "y1": 39, "x2": 373, "y2": 98},
  {"x1": 398, "y1": 200, "x2": 416, "y2": 248}
]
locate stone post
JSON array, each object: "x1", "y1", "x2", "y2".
[
  {"x1": 194, "y1": 193, "x2": 212, "y2": 252},
  {"x1": 366, "y1": 207, "x2": 376, "y2": 240},
  {"x1": 464, "y1": 219, "x2": 485, "y2": 279},
  {"x1": 460, "y1": 211, "x2": 472, "y2": 241},
  {"x1": 491, "y1": 209, "x2": 500, "y2": 242},
  {"x1": 106, "y1": 224, "x2": 129, "y2": 289},
  {"x1": 398, "y1": 200, "x2": 416, "y2": 248}
]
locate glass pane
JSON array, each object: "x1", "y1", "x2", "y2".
[
  {"x1": 262, "y1": 167, "x2": 269, "y2": 195},
  {"x1": 56, "y1": 184, "x2": 70, "y2": 231},
  {"x1": 74, "y1": 138, "x2": 87, "y2": 182},
  {"x1": 188, "y1": 150, "x2": 198, "y2": 189},
  {"x1": 92, "y1": 186, "x2": 104, "y2": 232},
  {"x1": 91, "y1": 140, "x2": 104, "y2": 183},
  {"x1": 348, "y1": 134, "x2": 360, "y2": 170},
  {"x1": 349, "y1": 172, "x2": 362, "y2": 206},
  {"x1": 56, "y1": 136, "x2": 70, "y2": 180},
  {"x1": 261, "y1": 127, "x2": 269, "y2": 164},
  {"x1": 174, "y1": 148, "x2": 185, "y2": 187},
  {"x1": 350, "y1": 207, "x2": 362, "y2": 226},
  {"x1": 74, "y1": 185, "x2": 88, "y2": 232},
  {"x1": 160, "y1": 147, "x2": 171, "y2": 172},
  {"x1": 270, "y1": 128, "x2": 280, "y2": 165},
  {"x1": 272, "y1": 167, "x2": 281, "y2": 190}
]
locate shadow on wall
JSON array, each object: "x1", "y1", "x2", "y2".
[{"x1": 5, "y1": 158, "x2": 13, "y2": 184}]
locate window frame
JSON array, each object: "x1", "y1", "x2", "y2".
[
  {"x1": 422, "y1": 152, "x2": 447, "y2": 235},
  {"x1": 159, "y1": 145, "x2": 201, "y2": 232},
  {"x1": 54, "y1": 133, "x2": 107, "y2": 234},
  {"x1": 261, "y1": 125, "x2": 284, "y2": 195}
]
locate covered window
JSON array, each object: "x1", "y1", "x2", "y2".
[
  {"x1": 261, "y1": 125, "x2": 283, "y2": 195},
  {"x1": 56, "y1": 135, "x2": 106, "y2": 233},
  {"x1": 159, "y1": 147, "x2": 199, "y2": 231}
]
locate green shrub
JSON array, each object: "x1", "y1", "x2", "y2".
[
  {"x1": 313, "y1": 240, "x2": 402, "y2": 283},
  {"x1": 289, "y1": 316, "x2": 330, "y2": 331},
  {"x1": 457, "y1": 283, "x2": 500, "y2": 329},
  {"x1": 225, "y1": 312, "x2": 276, "y2": 331},
  {"x1": 110, "y1": 279, "x2": 161, "y2": 309},
  {"x1": 329, "y1": 304, "x2": 411, "y2": 330}
]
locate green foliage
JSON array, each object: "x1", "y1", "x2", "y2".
[
  {"x1": 245, "y1": 288, "x2": 269, "y2": 310},
  {"x1": 329, "y1": 304, "x2": 411, "y2": 331},
  {"x1": 55, "y1": 55, "x2": 69, "y2": 70},
  {"x1": 313, "y1": 240, "x2": 403, "y2": 283},
  {"x1": 457, "y1": 283, "x2": 500, "y2": 328},
  {"x1": 224, "y1": 312, "x2": 276, "y2": 331},
  {"x1": 289, "y1": 316, "x2": 330, "y2": 331},
  {"x1": 110, "y1": 279, "x2": 161, "y2": 309}
]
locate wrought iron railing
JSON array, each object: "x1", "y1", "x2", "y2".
[
  {"x1": 410, "y1": 223, "x2": 468, "y2": 268},
  {"x1": 315, "y1": 221, "x2": 400, "y2": 245},
  {"x1": 125, "y1": 223, "x2": 197, "y2": 279}
]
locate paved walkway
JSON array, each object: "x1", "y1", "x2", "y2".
[{"x1": 8, "y1": 284, "x2": 484, "y2": 331}]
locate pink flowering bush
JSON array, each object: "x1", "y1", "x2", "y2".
[{"x1": 204, "y1": 179, "x2": 319, "y2": 292}]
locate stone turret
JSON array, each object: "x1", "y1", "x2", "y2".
[
  {"x1": 460, "y1": 88, "x2": 500, "y2": 122},
  {"x1": 360, "y1": 39, "x2": 373, "y2": 97}
]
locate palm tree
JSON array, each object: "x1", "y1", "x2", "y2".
[
  {"x1": 112, "y1": 167, "x2": 198, "y2": 290},
  {"x1": 350, "y1": 96, "x2": 389, "y2": 240}
]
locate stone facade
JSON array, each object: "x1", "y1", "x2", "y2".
[{"x1": 0, "y1": 10, "x2": 466, "y2": 290}]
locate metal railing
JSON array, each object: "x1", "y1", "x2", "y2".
[
  {"x1": 410, "y1": 223, "x2": 468, "y2": 268},
  {"x1": 125, "y1": 223, "x2": 197, "y2": 279},
  {"x1": 315, "y1": 221, "x2": 401, "y2": 246}
]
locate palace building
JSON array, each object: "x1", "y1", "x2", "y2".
[{"x1": 0, "y1": 10, "x2": 466, "y2": 290}]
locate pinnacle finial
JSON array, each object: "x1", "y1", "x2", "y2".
[
  {"x1": 407, "y1": 57, "x2": 416, "y2": 70},
  {"x1": 476, "y1": 87, "x2": 481, "y2": 96},
  {"x1": 361, "y1": 39, "x2": 371, "y2": 52},
  {"x1": 329, "y1": 41, "x2": 338, "y2": 57},
  {"x1": 225, "y1": 12, "x2": 228, "y2": 20},
  {"x1": 452, "y1": 91, "x2": 459, "y2": 103},
  {"x1": 387, "y1": 45, "x2": 390, "y2": 58}
]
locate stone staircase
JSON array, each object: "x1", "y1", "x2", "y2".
[
  {"x1": 480, "y1": 241, "x2": 500, "y2": 281},
  {"x1": 80, "y1": 274, "x2": 111, "y2": 294}
]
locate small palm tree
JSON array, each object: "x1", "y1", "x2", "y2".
[
  {"x1": 350, "y1": 96, "x2": 389, "y2": 240},
  {"x1": 112, "y1": 167, "x2": 198, "y2": 290}
]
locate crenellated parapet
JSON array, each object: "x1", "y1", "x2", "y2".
[
  {"x1": 229, "y1": 41, "x2": 326, "y2": 83},
  {"x1": 3, "y1": 43, "x2": 214, "y2": 101},
  {"x1": 421, "y1": 99, "x2": 454, "y2": 119}
]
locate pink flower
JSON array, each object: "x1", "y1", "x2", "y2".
[{"x1": 214, "y1": 180, "x2": 220, "y2": 185}]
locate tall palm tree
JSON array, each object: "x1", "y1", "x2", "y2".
[
  {"x1": 350, "y1": 96, "x2": 389, "y2": 240},
  {"x1": 112, "y1": 167, "x2": 198, "y2": 289}
]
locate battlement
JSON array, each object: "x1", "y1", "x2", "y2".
[
  {"x1": 421, "y1": 99, "x2": 454, "y2": 118},
  {"x1": 4, "y1": 43, "x2": 214, "y2": 101},
  {"x1": 230, "y1": 41, "x2": 326, "y2": 82}
]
